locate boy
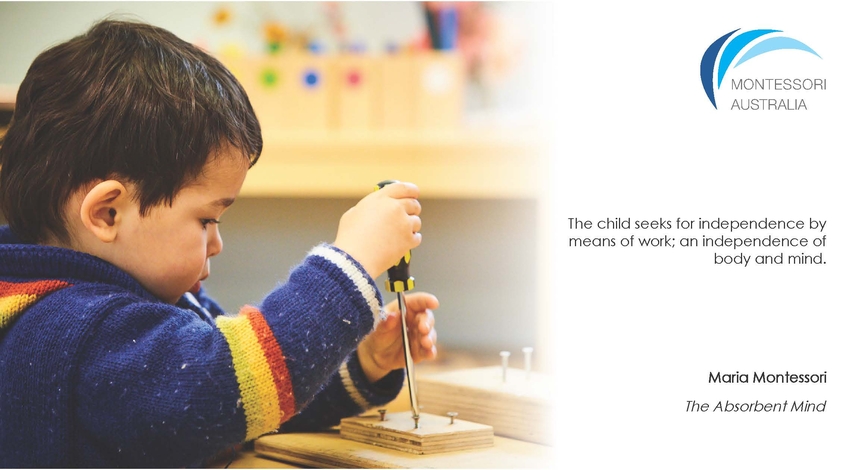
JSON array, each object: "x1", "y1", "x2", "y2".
[{"x1": 0, "y1": 19, "x2": 438, "y2": 467}]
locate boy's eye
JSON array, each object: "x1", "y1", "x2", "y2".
[{"x1": 201, "y1": 218, "x2": 221, "y2": 228}]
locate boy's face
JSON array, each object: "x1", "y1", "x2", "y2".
[{"x1": 116, "y1": 148, "x2": 249, "y2": 304}]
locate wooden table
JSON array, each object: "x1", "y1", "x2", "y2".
[
  {"x1": 209, "y1": 348, "x2": 553, "y2": 468},
  {"x1": 252, "y1": 430, "x2": 552, "y2": 469}
]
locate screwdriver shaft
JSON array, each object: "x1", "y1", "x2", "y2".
[{"x1": 397, "y1": 291, "x2": 420, "y2": 422}]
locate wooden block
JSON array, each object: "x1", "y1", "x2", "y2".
[
  {"x1": 330, "y1": 53, "x2": 378, "y2": 130},
  {"x1": 416, "y1": 366, "x2": 554, "y2": 446},
  {"x1": 223, "y1": 56, "x2": 288, "y2": 132},
  {"x1": 340, "y1": 411, "x2": 493, "y2": 455},
  {"x1": 278, "y1": 51, "x2": 332, "y2": 130},
  {"x1": 254, "y1": 430, "x2": 553, "y2": 469},
  {"x1": 412, "y1": 51, "x2": 464, "y2": 129},
  {"x1": 375, "y1": 54, "x2": 415, "y2": 129}
]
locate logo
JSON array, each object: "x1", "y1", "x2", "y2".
[{"x1": 700, "y1": 29, "x2": 823, "y2": 110}]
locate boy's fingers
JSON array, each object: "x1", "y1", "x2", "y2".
[
  {"x1": 400, "y1": 198, "x2": 421, "y2": 216},
  {"x1": 416, "y1": 311, "x2": 435, "y2": 334},
  {"x1": 402, "y1": 293, "x2": 439, "y2": 313},
  {"x1": 410, "y1": 215, "x2": 422, "y2": 234},
  {"x1": 421, "y1": 328, "x2": 436, "y2": 350}
]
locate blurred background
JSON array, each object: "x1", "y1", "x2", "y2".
[{"x1": 0, "y1": 2, "x2": 552, "y2": 371}]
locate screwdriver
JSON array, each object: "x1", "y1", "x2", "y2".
[{"x1": 374, "y1": 180, "x2": 420, "y2": 427}]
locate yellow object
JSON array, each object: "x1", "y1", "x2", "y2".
[
  {"x1": 215, "y1": 309, "x2": 288, "y2": 441},
  {"x1": 263, "y1": 22, "x2": 288, "y2": 45},
  {"x1": 213, "y1": 7, "x2": 232, "y2": 26},
  {"x1": 220, "y1": 43, "x2": 245, "y2": 61},
  {"x1": 386, "y1": 279, "x2": 415, "y2": 293}
]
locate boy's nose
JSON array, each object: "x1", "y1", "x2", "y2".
[{"x1": 207, "y1": 225, "x2": 223, "y2": 257}]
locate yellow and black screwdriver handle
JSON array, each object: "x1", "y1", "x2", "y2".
[{"x1": 374, "y1": 180, "x2": 415, "y2": 294}]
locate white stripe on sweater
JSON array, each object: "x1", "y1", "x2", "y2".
[
  {"x1": 309, "y1": 245, "x2": 382, "y2": 330},
  {"x1": 339, "y1": 358, "x2": 371, "y2": 411}
]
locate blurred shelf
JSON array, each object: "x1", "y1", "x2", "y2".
[
  {"x1": 0, "y1": 83, "x2": 545, "y2": 199},
  {"x1": 243, "y1": 128, "x2": 544, "y2": 199},
  {"x1": 0, "y1": 84, "x2": 15, "y2": 109}
]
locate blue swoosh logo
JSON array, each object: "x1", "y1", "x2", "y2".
[{"x1": 700, "y1": 29, "x2": 821, "y2": 109}]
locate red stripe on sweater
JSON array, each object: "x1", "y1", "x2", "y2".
[
  {"x1": 0, "y1": 279, "x2": 72, "y2": 297},
  {"x1": 243, "y1": 307, "x2": 297, "y2": 420}
]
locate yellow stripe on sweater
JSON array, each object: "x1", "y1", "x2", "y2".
[
  {"x1": 216, "y1": 313, "x2": 283, "y2": 440},
  {"x1": 0, "y1": 293, "x2": 38, "y2": 328}
]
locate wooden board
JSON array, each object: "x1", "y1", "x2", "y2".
[
  {"x1": 340, "y1": 411, "x2": 493, "y2": 455},
  {"x1": 416, "y1": 366, "x2": 553, "y2": 445},
  {"x1": 254, "y1": 430, "x2": 553, "y2": 468},
  {"x1": 207, "y1": 450, "x2": 299, "y2": 468}
]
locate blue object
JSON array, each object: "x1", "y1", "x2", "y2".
[
  {"x1": 307, "y1": 40, "x2": 325, "y2": 54},
  {"x1": 303, "y1": 69, "x2": 320, "y2": 88},
  {"x1": 437, "y1": 6, "x2": 458, "y2": 50}
]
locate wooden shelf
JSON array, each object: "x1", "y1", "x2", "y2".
[
  {"x1": 242, "y1": 128, "x2": 544, "y2": 199},
  {"x1": 0, "y1": 83, "x2": 544, "y2": 199}
]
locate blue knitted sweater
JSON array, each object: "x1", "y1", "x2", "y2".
[{"x1": 0, "y1": 225, "x2": 404, "y2": 467}]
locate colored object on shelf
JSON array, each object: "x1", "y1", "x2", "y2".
[
  {"x1": 303, "y1": 69, "x2": 321, "y2": 88},
  {"x1": 423, "y1": 2, "x2": 459, "y2": 50},
  {"x1": 346, "y1": 69, "x2": 362, "y2": 86},
  {"x1": 261, "y1": 67, "x2": 279, "y2": 87},
  {"x1": 437, "y1": 6, "x2": 458, "y2": 50},
  {"x1": 331, "y1": 52, "x2": 377, "y2": 130},
  {"x1": 267, "y1": 41, "x2": 282, "y2": 54},
  {"x1": 322, "y1": 2, "x2": 348, "y2": 51},
  {"x1": 219, "y1": 49, "x2": 461, "y2": 132},
  {"x1": 308, "y1": 41, "x2": 326, "y2": 55},
  {"x1": 263, "y1": 22, "x2": 288, "y2": 45},
  {"x1": 280, "y1": 52, "x2": 332, "y2": 129},
  {"x1": 212, "y1": 7, "x2": 232, "y2": 26}
]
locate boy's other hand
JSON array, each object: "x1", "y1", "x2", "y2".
[
  {"x1": 357, "y1": 292, "x2": 438, "y2": 384},
  {"x1": 333, "y1": 182, "x2": 421, "y2": 279}
]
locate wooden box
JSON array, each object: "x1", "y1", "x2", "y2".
[{"x1": 416, "y1": 366, "x2": 553, "y2": 446}]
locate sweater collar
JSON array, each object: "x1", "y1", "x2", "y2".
[{"x1": 0, "y1": 225, "x2": 159, "y2": 301}]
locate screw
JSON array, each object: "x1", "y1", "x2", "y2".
[
  {"x1": 522, "y1": 347, "x2": 533, "y2": 380},
  {"x1": 447, "y1": 411, "x2": 458, "y2": 424},
  {"x1": 500, "y1": 351, "x2": 511, "y2": 383},
  {"x1": 378, "y1": 409, "x2": 386, "y2": 421},
  {"x1": 413, "y1": 414, "x2": 420, "y2": 429}
]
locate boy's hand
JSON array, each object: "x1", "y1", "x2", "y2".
[
  {"x1": 357, "y1": 292, "x2": 439, "y2": 383},
  {"x1": 333, "y1": 182, "x2": 422, "y2": 279}
]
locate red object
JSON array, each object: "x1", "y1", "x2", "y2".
[{"x1": 346, "y1": 69, "x2": 361, "y2": 87}]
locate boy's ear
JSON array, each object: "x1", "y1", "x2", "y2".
[{"x1": 79, "y1": 180, "x2": 131, "y2": 243}]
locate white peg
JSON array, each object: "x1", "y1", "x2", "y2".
[
  {"x1": 500, "y1": 351, "x2": 511, "y2": 383},
  {"x1": 522, "y1": 347, "x2": 533, "y2": 380}
]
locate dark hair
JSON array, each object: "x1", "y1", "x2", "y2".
[{"x1": 0, "y1": 18, "x2": 262, "y2": 244}]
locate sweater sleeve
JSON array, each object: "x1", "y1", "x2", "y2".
[
  {"x1": 74, "y1": 244, "x2": 385, "y2": 467},
  {"x1": 277, "y1": 351, "x2": 405, "y2": 433}
]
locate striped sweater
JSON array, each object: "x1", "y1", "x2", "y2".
[{"x1": 0, "y1": 225, "x2": 404, "y2": 467}]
